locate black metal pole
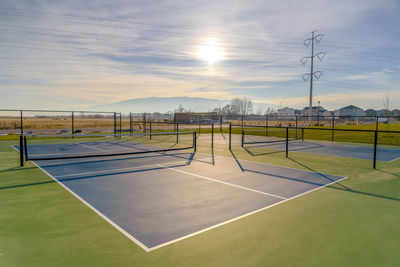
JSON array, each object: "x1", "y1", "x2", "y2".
[
  {"x1": 176, "y1": 123, "x2": 179, "y2": 143},
  {"x1": 375, "y1": 116, "x2": 379, "y2": 131},
  {"x1": 265, "y1": 114, "x2": 268, "y2": 136},
  {"x1": 220, "y1": 114, "x2": 223, "y2": 134},
  {"x1": 241, "y1": 129, "x2": 244, "y2": 147},
  {"x1": 301, "y1": 128, "x2": 304, "y2": 141},
  {"x1": 373, "y1": 130, "x2": 378, "y2": 169},
  {"x1": 129, "y1": 112, "x2": 132, "y2": 134},
  {"x1": 23, "y1": 135, "x2": 28, "y2": 161},
  {"x1": 19, "y1": 135, "x2": 24, "y2": 167},
  {"x1": 229, "y1": 123, "x2": 232, "y2": 151},
  {"x1": 286, "y1": 127, "x2": 289, "y2": 158},
  {"x1": 20, "y1": 110, "x2": 23, "y2": 135},
  {"x1": 113, "y1": 112, "x2": 117, "y2": 135},
  {"x1": 71, "y1": 111, "x2": 74, "y2": 135},
  {"x1": 149, "y1": 122, "x2": 152, "y2": 139},
  {"x1": 332, "y1": 116, "x2": 335, "y2": 141},
  {"x1": 119, "y1": 113, "x2": 122, "y2": 134},
  {"x1": 295, "y1": 116, "x2": 298, "y2": 139},
  {"x1": 143, "y1": 113, "x2": 146, "y2": 134},
  {"x1": 193, "y1": 131, "x2": 197, "y2": 152},
  {"x1": 211, "y1": 124, "x2": 214, "y2": 150}
]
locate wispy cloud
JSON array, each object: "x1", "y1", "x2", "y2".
[{"x1": 0, "y1": 0, "x2": 399, "y2": 110}]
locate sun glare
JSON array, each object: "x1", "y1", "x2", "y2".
[{"x1": 197, "y1": 39, "x2": 224, "y2": 64}]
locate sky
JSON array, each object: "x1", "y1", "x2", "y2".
[{"x1": 0, "y1": 0, "x2": 400, "y2": 112}]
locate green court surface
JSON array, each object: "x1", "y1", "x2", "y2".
[{"x1": 1, "y1": 136, "x2": 400, "y2": 266}]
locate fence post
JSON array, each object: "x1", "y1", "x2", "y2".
[
  {"x1": 113, "y1": 112, "x2": 117, "y2": 135},
  {"x1": 119, "y1": 113, "x2": 122, "y2": 134},
  {"x1": 286, "y1": 127, "x2": 289, "y2": 158},
  {"x1": 295, "y1": 116, "x2": 298, "y2": 139},
  {"x1": 143, "y1": 113, "x2": 146, "y2": 134},
  {"x1": 375, "y1": 116, "x2": 379, "y2": 131},
  {"x1": 149, "y1": 122, "x2": 152, "y2": 139},
  {"x1": 20, "y1": 110, "x2": 23, "y2": 135},
  {"x1": 301, "y1": 128, "x2": 304, "y2": 141},
  {"x1": 265, "y1": 114, "x2": 269, "y2": 136},
  {"x1": 71, "y1": 111, "x2": 74, "y2": 135},
  {"x1": 211, "y1": 124, "x2": 214, "y2": 150},
  {"x1": 23, "y1": 135, "x2": 28, "y2": 161},
  {"x1": 229, "y1": 123, "x2": 232, "y2": 151},
  {"x1": 176, "y1": 123, "x2": 179, "y2": 143},
  {"x1": 129, "y1": 112, "x2": 132, "y2": 134},
  {"x1": 19, "y1": 135, "x2": 24, "y2": 167},
  {"x1": 193, "y1": 131, "x2": 197, "y2": 152},
  {"x1": 241, "y1": 129, "x2": 244, "y2": 147},
  {"x1": 220, "y1": 114, "x2": 223, "y2": 133},
  {"x1": 332, "y1": 116, "x2": 335, "y2": 141},
  {"x1": 373, "y1": 130, "x2": 378, "y2": 169}
]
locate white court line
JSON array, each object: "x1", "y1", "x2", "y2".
[
  {"x1": 148, "y1": 175, "x2": 348, "y2": 251},
  {"x1": 159, "y1": 164, "x2": 287, "y2": 200},
  {"x1": 54, "y1": 156, "x2": 218, "y2": 178},
  {"x1": 26, "y1": 149, "x2": 348, "y2": 253},
  {"x1": 30, "y1": 161, "x2": 152, "y2": 252}
]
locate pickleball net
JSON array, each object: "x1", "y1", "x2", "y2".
[
  {"x1": 21, "y1": 131, "x2": 197, "y2": 161},
  {"x1": 241, "y1": 128, "x2": 303, "y2": 147}
]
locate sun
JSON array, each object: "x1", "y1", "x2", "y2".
[{"x1": 197, "y1": 39, "x2": 224, "y2": 64}]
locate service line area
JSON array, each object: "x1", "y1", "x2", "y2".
[{"x1": 33, "y1": 152, "x2": 345, "y2": 251}]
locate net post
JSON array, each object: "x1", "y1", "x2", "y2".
[
  {"x1": 241, "y1": 129, "x2": 244, "y2": 147},
  {"x1": 23, "y1": 135, "x2": 28, "y2": 161},
  {"x1": 229, "y1": 123, "x2": 232, "y2": 151},
  {"x1": 332, "y1": 116, "x2": 335, "y2": 141},
  {"x1": 373, "y1": 130, "x2": 378, "y2": 169},
  {"x1": 19, "y1": 135, "x2": 24, "y2": 167},
  {"x1": 286, "y1": 127, "x2": 289, "y2": 158},
  {"x1": 20, "y1": 110, "x2": 23, "y2": 135},
  {"x1": 301, "y1": 128, "x2": 304, "y2": 141},
  {"x1": 211, "y1": 124, "x2": 214, "y2": 150},
  {"x1": 375, "y1": 116, "x2": 379, "y2": 131},
  {"x1": 71, "y1": 111, "x2": 74, "y2": 136},
  {"x1": 176, "y1": 123, "x2": 179, "y2": 143},
  {"x1": 113, "y1": 112, "x2": 117, "y2": 135}
]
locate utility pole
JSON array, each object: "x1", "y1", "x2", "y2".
[{"x1": 301, "y1": 31, "x2": 325, "y2": 123}]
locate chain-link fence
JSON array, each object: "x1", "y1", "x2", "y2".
[{"x1": 238, "y1": 124, "x2": 399, "y2": 169}]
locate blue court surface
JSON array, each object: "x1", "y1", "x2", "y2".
[
  {"x1": 21, "y1": 141, "x2": 346, "y2": 251},
  {"x1": 243, "y1": 136, "x2": 400, "y2": 162}
]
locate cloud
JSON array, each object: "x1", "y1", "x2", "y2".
[{"x1": 0, "y1": 0, "x2": 399, "y2": 110}]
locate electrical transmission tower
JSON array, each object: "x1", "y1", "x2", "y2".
[{"x1": 301, "y1": 31, "x2": 326, "y2": 121}]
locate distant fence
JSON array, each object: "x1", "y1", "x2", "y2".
[{"x1": 0, "y1": 109, "x2": 122, "y2": 135}]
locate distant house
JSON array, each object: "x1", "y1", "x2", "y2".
[
  {"x1": 338, "y1": 105, "x2": 365, "y2": 116},
  {"x1": 302, "y1": 106, "x2": 328, "y2": 116},
  {"x1": 277, "y1": 107, "x2": 295, "y2": 117},
  {"x1": 365, "y1": 109, "x2": 377, "y2": 116},
  {"x1": 376, "y1": 109, "x2": 390, "y2": 116},
  {"x1": 391, "y1": 109, "x2": 400, "y2": 116}
]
